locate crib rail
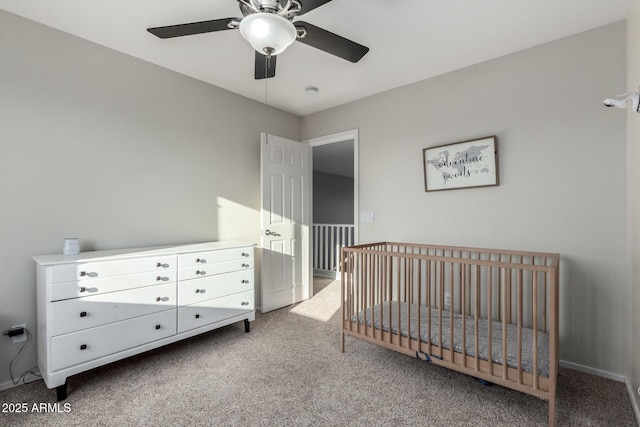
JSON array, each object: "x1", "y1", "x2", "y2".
[{"x1": 341, "y1": 242, "x2": 560, "y2": 426}]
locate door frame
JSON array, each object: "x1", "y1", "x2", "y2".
[{"x1": 305, "y1": 128, "x2": 360, "y2": 253}]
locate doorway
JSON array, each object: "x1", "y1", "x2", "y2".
[{"x1": 307, "y1": 129, "x2": 359, "y2": 280}]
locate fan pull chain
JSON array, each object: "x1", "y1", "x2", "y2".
[{"x1": 264, "y1": 52, "x2": 269, "y2": 139}]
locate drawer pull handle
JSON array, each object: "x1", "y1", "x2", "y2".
[
  {"x1": 241, "y1": 279, "x2": 250, "y2": 284},
  {"x1": 79, "y1": 271, "x2": 98, "y2": 278},
  {"x1": 196, "y1": 258, "x2": 207, "y2": 263},
  {"x1": 195, "y1": 289, "x2": 206, "y2": 294},
  {"x1": 241, "y1": 252, "x2": 250, "y2": 257},
  {"x1": 156, "y1": 262, "x2": 169, "y2": 268},
  {"x1": 242, "y1": 263, "x2": 250, "y2": 268},
  {"x1": 241, "y1": 301, "x2": 250, "y2": 306},
  {"x1": 155, "y1": 324, "x2": 161, "y2": 330},
  {"x1": 156, "y1": 296, "x2": 170, "y2": 302},
  {"x1": 156, "y1": 276, "x2": 169, "y2": 282},
  {"x1": 79, "y1": 287, "x2": 98, "y2": 293},
  {"x1": 196, "y1": 270, "x2": 206, "y2": 275},
  {"x1": 80, "y1": 311, "x2": 87, "y2": 318},
  {"x1": 195, "y1": 314, "x2": 200, "y2": 319},
  {"x1": 80, "y1": 344, "x2": 87, "y2": 350}
]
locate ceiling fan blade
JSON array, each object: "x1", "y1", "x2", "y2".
[
  {"x1": 294, "y1": 21, "x2": 369, "y2": 63},
  {"x1": 298, "y1": 0, "x2": 335, "y2": 15},
  {"x1": 147, "y1": 18, "x2": 236, "y2": 39},
  {"x1": 255, "y1": 51, "x2": 277, "y2": 79}
]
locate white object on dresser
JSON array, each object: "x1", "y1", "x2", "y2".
[{"x1": 33, "y1": 241, "x2": 255, "y2": 401}]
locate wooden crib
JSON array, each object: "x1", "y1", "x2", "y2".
[{"x1": 340, "y1": 242, "x2": 560, "y2": 426}]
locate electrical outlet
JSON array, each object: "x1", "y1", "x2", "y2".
[
  {"x1": 11, "y1": 324, "x2": 26, "y2": 344},
  {"x1": 444, "y1": 292, "x2": 451, "y2": 307}
]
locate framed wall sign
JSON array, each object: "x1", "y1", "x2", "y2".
[{"x1": 423, "y1": 136, "x2": 498, "y2": 192}]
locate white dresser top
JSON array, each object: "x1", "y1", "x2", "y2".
[{"x1": 33, "y1": 241, "x2": 255, "y2": 266}]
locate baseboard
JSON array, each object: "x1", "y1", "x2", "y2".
[
  {"x1": 0, "y1": 369, "x2": 43, "y2": 393},
  {"x1": 559, "y1": 359, "x2": 626, "y2": 382},
  {"x1": 313, "y1": 270, "x2": 340, "y2": 280},
  {"x1": 0, "y1": 379, "x2": 18, "y2": 392}
]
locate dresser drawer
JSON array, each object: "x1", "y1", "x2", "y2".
[
  {"x1": 178, "y1": 260, "x2": 252, "y2": 281},
  {"x1": 178, "y1": 291, "x2": 254, "y2": 333},
  {"x1": 50, "y1": 310, "x2": 177, "y2": 372},
  {"x1": 178, "y1": 248, "x2": 253, "y2": 268},
  {"x1": 50, "y1": 283, "x2": 177, "y2": 336},
  {"x1": 178, "y1": 270, "x2": 253, "y2": 306},
  {"x1": 50, "y1": 270, "x2": 176, "y2": 302},
  {"x1": 50, "y1": 255, "x2": 176, "y2": 284}
]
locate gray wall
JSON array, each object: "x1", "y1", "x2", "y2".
[
  {"x1": 303, "y1": 22, "x2": 629, "y2": 375},
  {"x1": 313, "y1": 171, "x2": 354, "y2": 224},
  {"x1": 627, "y1": 3, "x2": 640, "y2": 416},
  {"x1": 0, "y1": 11, "x2": 301, "y2": 388}
]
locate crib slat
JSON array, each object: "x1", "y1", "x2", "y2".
[
  {"x1": 488, "y1": 264, "x2": 494, "y2": 377},
  {"x1": 461, "y1": 262, "x2": 467, "y2": 369},
  {"x1": 506, "y1": 264, "x2": 512, "y2": 324},
  {"x1": 380, "y1": 254, "x2": 386, "y2": 344},
  {"x1": 439, "y1": 260, "x2": 444, "y2": 355},
  {"x1": 359, "y1": 252, "x2": 364, "y2": 336},
  {"x1": 549, "y1": 263, "x2": 559, "y2": 427},
  {"x1": 347, "y1": 251, "x2": 353, "y2": 334},
  {"x1": 397, "y1": 254, "x2": 401, "y2": 348},
  {"x1": 370, "y1": 252, "x2": 375, "y2": 337},
  {"x1": 408, "y1": 249, "x2": 412, "y2": 348},
  {"x1": 517, "y1": 268, "x2": 523, "y2": 385},
  {"x1": 365, "y1": 252, "x2": 369, "y2": 338},
  {"x1": 496, "y1": 258, "x2": 502, "y2": 322},
  {"x1": 543, "y1": 268, "x2": 547, "y2": 333},
  {"x1": 427, "y1": 260, "x2": 433, "y2": 356},
  {"x1": 417, "y1": 259, "x2": 422, "y2": 352},
  {"x1": 475, "y1": 264, "x2": 480, "y2": 372},
  {"x1": 533, "y1": 271, "x2": 539, "y2": 390},
  {"x1": 340, "y1": 248, "x2": 346, "y2": 352},
  {"x1": 501, "y1": 267, "x2": 508, "y2": 381},
  {"x1": 388, "y1": 254, "x2": 393, "y2": 345},
  {"x1": 449, "y1": 262, "x2": 454, "y2": 362}
]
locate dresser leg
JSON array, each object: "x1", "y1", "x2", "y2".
[
  {"x1": 56, "y1": 382, "x2": 68, "y2": 401},
  {"x1": 244, "y1": 319, "x2": 250, "y2": 333}
]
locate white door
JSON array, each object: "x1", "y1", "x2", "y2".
[{"x1": 260, "y1": 133, "x2": 312, "y2": 313}]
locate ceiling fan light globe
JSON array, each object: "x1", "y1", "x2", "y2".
[{"x1": 239, "y1": 12, "x2": 296, "y2": 56}]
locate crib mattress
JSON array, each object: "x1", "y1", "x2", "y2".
[{"x1": 352, "y1": 301, "x2": 549, "y2": 377}]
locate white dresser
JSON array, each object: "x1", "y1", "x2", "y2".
[{"x1": 34, "y1": 241, "x2": 255, "y2": 400}]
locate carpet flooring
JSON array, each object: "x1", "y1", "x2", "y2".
[{"x1": 0, "y1": 278, "x2": 637, "y2": 426}]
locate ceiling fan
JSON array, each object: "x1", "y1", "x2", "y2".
[{"x1": 147, "y1": 0, "x2": 369, "y2": 79}]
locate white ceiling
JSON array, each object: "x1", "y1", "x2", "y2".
[{"x1": 0, "y1": 0, "x2": 631, "y2": 116}]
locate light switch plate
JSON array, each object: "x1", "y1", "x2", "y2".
[{"x1": 361, "y1": 211, "x2": 375, "y2": 223}]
